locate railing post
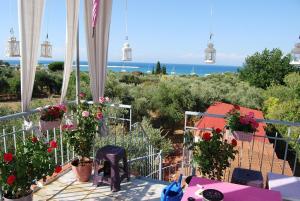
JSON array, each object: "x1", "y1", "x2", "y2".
[{"x1": 159, "y1": 150, "x2": 163, "y2": 180}]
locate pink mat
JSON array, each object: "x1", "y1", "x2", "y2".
[{"x1": 181, "y1": 177, "x2": 282, "y2": 201}]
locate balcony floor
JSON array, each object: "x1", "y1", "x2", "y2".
[{"x1": 33, "y1": 170, "x2": 167, "y2": 201}]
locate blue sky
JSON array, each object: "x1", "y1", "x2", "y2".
[{"x1": 0, "y1": 0, "x2": 299, "y2": 66}]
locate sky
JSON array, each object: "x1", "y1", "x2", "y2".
[{"x1": 0, "y1": 0, "x2": 299, "y2": 66}]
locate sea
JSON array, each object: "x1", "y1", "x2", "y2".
[{"x1": 4, "y1": 60, "x2": 240, "y2": 76}]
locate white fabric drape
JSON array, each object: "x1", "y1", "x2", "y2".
[
  {"x1": 60, "y1": 0, "x2": 80, "y2": 103},
  {"x1": 18, "y1": 0, "x2": 45, "y2": 112},
  {"x1": 84, "y1": 0, "x2": 112, "y2": 102}
]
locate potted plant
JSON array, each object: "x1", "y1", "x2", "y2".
[
  {"x1": 39, "y1": 104, "x2": 66, "y2": 131},
  {"x1": 0, "y1": 137, "x2": 62, "y2": 201},
  {"x1": 192, "y1": 128, "x2": 238, "y2": 180},
  {"x1": 63, "y1": 93, "x2": 109, "y2": 182},
  {"x1": 226, "y1": 106, "x2": 259, "y2": 142}
]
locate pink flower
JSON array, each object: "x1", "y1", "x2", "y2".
[
  {"x1": 251, "y1": 121, "x2": 259, "y2": 129},
  {"x1": 79, "y1": 92, "x2": 86, "y2": 98},
  {"x1": 57, "y1": 104, "x2": 67, "y2": 112},
  {"x1": 248, "y1": 112, "x2": 255, "y2": 118},
  {"x1": 82, "y1": 111, "x2": 90, "y2": 117},
  {"x1": 96, "y1": 112, "x2": 103, "y2": 120},
  {"x1": 105, "y1": 97, "x2": 110, "y2": 102},
  {"x1": 239, "y1": 117, "x2": 248, "y2": 125},
  {"x1": 62, "y1": 124, "x2": 74, "y2": 131},
  {"x1": 99, "y1": 97, "x2": 105, "y2": 104}
]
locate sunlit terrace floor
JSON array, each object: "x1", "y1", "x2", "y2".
[{"x1": 33, "y1": 170, "x2": 167, "y2": 201}]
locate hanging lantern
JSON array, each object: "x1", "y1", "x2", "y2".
[
  {"x1": 204, "y1": 42, "x2": 216, "y2": 64},
  {"x1": 121, "y1": 0, "x2": 133, "y2": 61},
  {"x1": 6, "y1": 28, "x2": 20, "y2": 57},
  {"x1": 122, "y1": 40, "x2": 132, "y2": 61},
  {"x1": 40, "y1": 34, "x2": 52, "y2": 58},
  {"x1": 290, "y1": 36, "x2": 300, "y2": 66}
]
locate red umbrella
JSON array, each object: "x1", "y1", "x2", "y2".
[{"x1": 92, "y1": 0, "x2": 100, "y2": 37}]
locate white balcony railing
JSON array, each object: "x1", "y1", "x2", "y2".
[{"x1": 183, "y1": 111, "x2": 300, "y2": 181}]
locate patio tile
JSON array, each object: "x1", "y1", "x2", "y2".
[{"x1": 33, "y1": 170, "x2": 166, "y2": 201}]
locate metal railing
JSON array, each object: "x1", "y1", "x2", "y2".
[
  {"x1": 183, "y1": 111, "x2": 300, "y2": 180},
  {"x1": 0, "y1": 102, "x2": 166, "y2": 199}
]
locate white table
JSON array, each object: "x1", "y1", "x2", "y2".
[{"x1": 268, "y1": 172, "x2": 300, "y2": 201}]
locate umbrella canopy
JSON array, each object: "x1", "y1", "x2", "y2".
[{"x1": 92, "y1": 0, "x2": 100, "y2": 37}]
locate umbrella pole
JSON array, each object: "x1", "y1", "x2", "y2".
[{"x1": 75, "y1": 22, "x2": 80, "y2": 105}]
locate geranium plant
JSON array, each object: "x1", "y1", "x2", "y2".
[
  {"x1": 40, "y1": 104, "x2": 66, "y2": 121},
  {"x1": 0, "y1": 138, "x2": 62, "y2": 199},
  {"x1": 63, "y1": 94, "x2": 110, "y2": 161},
  {"x1": 226, "y1": 107, "x2": 259, "y2": 133},
  {"x1": 192, "y1": 128, "x2": 238, "y2": 180}
]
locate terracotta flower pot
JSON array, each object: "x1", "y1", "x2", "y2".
[
  {"x1": 233, "y1": 131, "x2": 253, "y2": 142},
  {"x1": 39, "y1": 119, "x2": 61, "y2": 131},
  {"x1": 4, "y1": 191, "x2": 33, "y2": 201},
  {"x1": 71, "y1": 159, "x2": 93, "y2": 182}
]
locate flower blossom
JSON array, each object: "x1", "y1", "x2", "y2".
[
  {"x1": 105, "y1": 97, "x2": 110, "y2": 102},
  {"x1": 62, "y1": 124, "x2": 75, "y2": 131},
  {"x1": 6, "y1": 175, "x2": 16, "y2": 186},
  {"x1": 215, "y1": 128, "x2": 222, "y2": 134},
  {"x1": 202, "y1": 132, "x2": 212, "y2": 141},
  {"x1": 231, "y1": 139, "x2": 237, "y2": 147},
  {"x1": 82, "y1": 111, "x2": 90, "y2": 117},
  {"x1": 49, "y1": 140, "x2": 57, "y2": 148},
  {"x1": 79, "y1": 92, "x2": 86, "y2": 98},
  {"x1": 96, "y1": 112, "x2": 103, "y2": 120},
  {"x1": 3, "y1": 153, "x2": 13, "y2": 163},
  {"x1": 55, "y1": 166, "x2": 62, "y2": 173},
  {"x1": 99, "y1": 97, "x2": 105, "y2": 104},
  {"x1": 32, "y1": 137, "x2": 38, "y2": 143},
  {"x1": 57, "y1": 104, "x2": 67, "y2": 113}
]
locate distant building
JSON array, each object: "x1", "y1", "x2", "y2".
[{"x1": 194, "y1": 102, "x2": 267, "y2": 142}]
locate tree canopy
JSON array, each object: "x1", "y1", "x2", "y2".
[
  {"x1": 48, "y1": 61, "x2": 64, "y2": 71},
  {"x1": 238, "y1": 48, "x2": 298, "y2": 89}
]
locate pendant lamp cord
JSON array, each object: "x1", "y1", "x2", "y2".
[
  {"x1": 9, "y1": 0, "x2": 13, "y2": 35},
  {"x1": 125, "y1": 0, "x2": 128, "y2": 41},
  {"x1": 209, "y1": 0, "x2": 213, "y2": 42}
]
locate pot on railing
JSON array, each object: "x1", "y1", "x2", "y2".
[
  {"x1": 232, "y1": 131, "x2": 253, "y2": 142},
  {"x1": 3, "y1": 191, "x2": 33, "y2": 201},
  {"x1": 71, "y1": 158, "x2": 93, "y2": 182},
  {"x1": 39, "y1": 119, "x2": 61, "y2": 131}
]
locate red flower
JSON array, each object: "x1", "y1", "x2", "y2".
[
  {"x1": 215, "y1": 128, "x2": 222, "y2": 134},
  {"x1": 96, "y1": 112, "x2": 103, "y2": 120},
  {"x1": 3, "y1": 153, "x2": 13, "y2": 163},
  {"x1": 32, "y1": 137, "x2": 38, "y2": 143},
  {"x1": 49, "y1": 140, "x2": 57, "y2": 148},
  {"x1": 234, "y1": 105, "x2": 240, "y2": 110},
  {"x1": 6, "y1": 175, "x2": 16, "y2": 186},
  {"x1": 231, "y1": 139, "x2": 237, "y2": 147},
  {"x1": 202, "y1": 132, "x2": 212, "y2": 141},
  {"x1": 47, "y1": 148, "x2": 53, "y2": 153},
  {"x1": 55, "y1": 166, "x2": 62, "y2": 173}
]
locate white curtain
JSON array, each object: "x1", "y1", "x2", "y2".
[
  {"x1": 84, "y1": 0, "x2": 113, "y2": 102},
  {"x1": 60, "y1": 0, "x2": 80, "y2": 103},
  {"x1": 18, "y1": 0, "x2": 45, "y2": 112}
]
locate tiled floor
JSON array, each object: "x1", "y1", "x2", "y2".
[{"x1": 33, "y1": 171, "x2": 167, "y2": 201}]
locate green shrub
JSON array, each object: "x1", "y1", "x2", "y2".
[{"x1": 48, "y1": 61, "x2": 64, "y2": 71}]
